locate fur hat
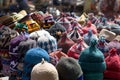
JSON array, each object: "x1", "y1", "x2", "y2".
[
  {"x1": 78, "y1": 39, "x2": 106, "y2": 80},
  {"x1": 99, "y1": 29, "x2": 116, "y2": 42},
  {"x1": 37, "y1": 35, "x2": 57, "y2": 53},
  {"x1": 22, "y1": 48, "x2": 50, "y2": 80},
  {"x1": 31, "y1": 59, "x2": 59, "y2": 80},
  {"x1": 56, "y1": 57, "x2": 83, "y2": 80},
  {"x1": 104, "y1": 48, "x2": 120, "y2": 80}
]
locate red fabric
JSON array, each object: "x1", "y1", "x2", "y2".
[
  {"x1": 104, "y1": 48, "x2": 120, "y2": 80},
  {"x1": 82, "y1": 21, "x2": 97, "y2": 34}
]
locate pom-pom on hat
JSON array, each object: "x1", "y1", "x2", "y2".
[
  {"x1": 31, "y1": 59, "x2": 59, "y2": 80},
  {"x1": 56, "y1": 57, "x2": 83, "y2": 80},
  {"x1": 22, "y1": 48, "x2": 50, "y2": 80},
  {"x1": 104, "y1": 48, "x2": 120, "y2": 80},
  {"x1": 78, "y1": 38, "x2": 106, "y2": 80}
]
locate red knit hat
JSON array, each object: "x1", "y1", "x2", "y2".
[{"x1": 104, "y1": 48, "x2": 120, "y2": 80}]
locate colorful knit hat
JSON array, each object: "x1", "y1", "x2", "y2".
[
  {"x1": 77, "y1": 12, "x2": 87, "y2": 25},
  {"x1": 56, "y1": 57, "x2": 83, "y2": 80},
  {"x1": 78, "y1": 39, "x2": 106, "y2": 80},
  {"x1": 99, "y1": 29, "x2": 116, "y2": 42},
  {"x1": 48, "y1": 22, "x2": 66, "y2": 41},
  {"x1": 67, "y1": 37, "x2": 88, "y2": 59},
  {"x1": 68, "y1": 27, "x2": 82, "y2": 42},
  {"x1": 22, "y1": 48, "x2": 50, "y2": 80},
  {"x1": 37, "y1": 35, "x2": 57, "y2": 53},
  {"x1": 31, "y1": 59, "x2": 59, "y2": 80},
  {"x1": 29, "y1": 29, "x2": 50, "y2": 41},
  {"x1": 57, "y1": 16, "x2": 72, "y2": 32},
  {"x1": 49, "y1": 49, "x2": 68, "y2": 65},
  {"x1": 83, "y1": 29, "x2": 98, "y2": 46},
  {"x1": 58, "y1": 32, "x2": 75, "y2": 54},
  {"x1": 82, "y1": 20, "x2": 97, "y2": 34},
  {"x1": 107, "y1": 39, "x2": 120, "y2": 55},
  {"x1": 104, "y1": 48, "x2": 120, "y2": 80},
  {"x1": 110, "y1": 23, "x2": 120, "y2": 35}
]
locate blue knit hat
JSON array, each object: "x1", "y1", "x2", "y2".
[
  {"x1": 22, "y1": 48, "x2": 50, "y2": 80},
  {"x1": 78, "y1": 38, "x2": 106, "y2": 80}
]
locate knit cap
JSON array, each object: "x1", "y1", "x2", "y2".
[
  {"x1": 82, "y1": 20, "x2": 97, "y2": 34},
  {"x1": 99, "y1": 29, "x2": 116, "y2": 42},
  {"x1": 58, "y1": 32, "x2": 75, "y2": 54},
  {"x1": 78, "y1": 38, "x2": 106, "y2": 80},
  {"x1": 56, "y1": 57, "x2": 83, "y2": 80},
  {"x1": 67, "y1": 37, "x2": 88, "y2": 59},
  {"x1": 83, "y1": 29, "x2": 98, "y2": 46},
  {"x1": 104, "y1": 48, "x2": 120, "y2": 80},
  {"x1": 110, "y1": 23, "x2": 120, "y2": 35},
  {"x1": 48, "y1": 23, "x2": 66, "y2": 41},
  {"x1": 31, "y1": 59, "x2": 59, "y2": 80},
  {"x1": 29, "y1": 29, "x2": 50, "y2": 41},
  {"x1": 68, "y1": 27, "x2": 82, "y2": 42},
  {"x1": 37, "y1": 35, "x2": 57, "y2": 53},
  {"x1": 77, "y1": 12, "x2": 87, "y2": 25},
  {"x1": 22, "y1": 48, "x2": 50, "y2": 80},
  {"x1": 57, "y1": 17, "x2": 72, "y2": 32}
]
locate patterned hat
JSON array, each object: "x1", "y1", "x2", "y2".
[
  {"x1": 99, "y1": 29, "x2": 116, "y2": 42},
  {"x1": 78, "y1": 39, "x2": 106, "y2": 80},
  {"x1": 29, "y1": 29, "x2": 50, "y2": 41},
  {"x1": 37, "y1": 35, "x2": 57, "y2": 53},
  {"x1": 22, "y1": 48, "x2": 50, "y2": 80},
  {"x1": 83, "y1": 29, "x2": 98, "y2": 46},
  {"x1": 67, "y1": 38, "x2": 88, "y2": 59},
  {"x1": 58, "y1": 32, "x2": 75, "y2": 54},
  {"x1": 57, "y1": 17, "x2": 72, "y2": 32},
  {"x1": 104, "y1": 48, "x2": 120, "y2": 80},
  {"x1": 77, "y1": 12, "x2": 87, "y2": 25},
  {"x1": 56, "y1": 57, "x2": 83, "y2": 80},
  {"x1": 48, "y1": 22, "x2": 66, "y2": 41},
  {"x1": 31, "y1": 59, "x2": 59, "y2": 80}
]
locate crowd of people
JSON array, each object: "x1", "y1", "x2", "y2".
[{"x1": 0, "y1": 0, "x2": 120, "y2": 80}]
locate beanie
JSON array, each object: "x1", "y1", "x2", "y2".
[
  {"x1": 58, "y1": 32, "x2": 75, "y2": 54},
  {"x1": 99, "y1": 29, "x2": 116, "y2": 42},
  {"x1": 77, "y1": 12, "x2": 87, "y2": 25},
  {"x1": 22, "y1": 48, "x2": 50, "y2": 80},
  {"x1": 67, "y1": 38, "x2": 88, "y2": 59},
  {"x1": 82, "y1": 20, "x2": 97, "y2": 34},
  {"x1": 78, "y1": 39, "x2": 106, "y2": 80},
  {"x1": 57, "y1": 17, "x2": 72, "y2": 32},
  {"x1": 31, "y1": 59, "x2": 59, "y2": 80},
  {"x1": 37, "y1": 34, "x2": 57, "y2": 53},
  {"x1": 56, "y1": 57, "x2": 83, "y2": 80},
  {"x1": 83, "y1": 29, "x2": 98, "y2": 46},
  {"x1": 104, "y1": 48, "x2": 120, "y2": 80},
  {"x1": 29, "y1": 29, "x2": 50, "y2": 41},
  {"x1": 48, "y1": 23, "x2": 66, "y2": 41}
]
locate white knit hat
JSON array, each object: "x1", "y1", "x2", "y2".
[{"x1": 31, "y1": 59, "x2": 59, "y2": 80}]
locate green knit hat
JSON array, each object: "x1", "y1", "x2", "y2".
[{"x1": 78, "y1": 38, "x2": 106, "y2": 80}]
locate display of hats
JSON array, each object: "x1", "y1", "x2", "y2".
[
  {"x1": 78, "y1": 39, "x2": 106, "y2": 80},
  {"x1": 58, "y1": 32, "x2": 75, "y2": 54},
  {"x1": 99, "y1": 29, "x2": 116, "y2": 42},
  {"x1": 56, "y1": 57, "x2": 83, "y2": 80},
  {"x1": 67, "y1": 37, "x2": 88, "y2": 59},
  {"x1": 31, "y1": 59, "x2": 59, "y2": 80},
  {"x1": 57, "y1": 16, "x2": 72, "y2": 32},
  {"x1": 22, "y1": 48, "x2": 50, "y2": 80},
  {"x1": 37, "y1": 34, "x2": 57, "y2": 53},
  {"x1": 82, "y1": 20, "x2": 97, "y2": 34},
  {"x1": 83, "y1": 29, "x2": 98, "y2": 45},
  {"x1": 29, "y1": 29, "x2": 50, "y2": 41},
  {"x1": 104, "y1": 48, "x2": 120, "y2": 80},
  {"x1": 48, "y1": 22, "x2": 66, "y2": 41}
]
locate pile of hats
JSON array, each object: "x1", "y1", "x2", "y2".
[{"x1": 0, "y1": 9, "x2": 120, "y2": 80}]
